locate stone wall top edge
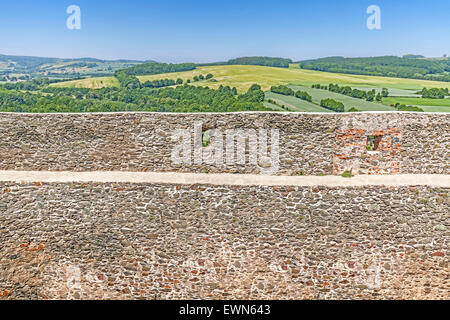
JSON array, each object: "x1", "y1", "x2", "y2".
[{"x1": 0, "y1": 111, "x2": 449, "y2": 116}]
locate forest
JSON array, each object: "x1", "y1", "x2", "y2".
[
  {"x1": 299, "y1": 56, "x2": 450, "y2": 81},
  {"x1": 0, "y1": 82, "x2": 271, "y2": 113}
]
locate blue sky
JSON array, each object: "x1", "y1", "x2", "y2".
[{"x1": 0, "y1": 0, "x2": 449, "y2": 62}]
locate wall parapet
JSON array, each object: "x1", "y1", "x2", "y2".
[{"x1": 0, "y1": 112, "x2": 448, "y2": 175}]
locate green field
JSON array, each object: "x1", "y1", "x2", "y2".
[
  {"x1": 265, "y1": 92, "x2": 332, "y2": 112},
  {"x1": 52, "y1": 65, "x2": 450, "y2": 92},
  {"x1": 382, "y1": 97, "x2": 450, "y2": 107},
  {"x1": 287, "y1": 85, "x2": 395, "y2": 112}
]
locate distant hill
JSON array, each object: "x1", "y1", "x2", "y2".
[
  {"x1": 0, "y1": 54, "x2": 153, "y2": 80},
  {"x1": 5, "y1": 53, "x2": 450, "y2": 83},
  {"x1": 402, "y1": 54, "x2": 426, "y2": 59},
  {"x1": 199, "y1": 56, "x2": 293, "y2": 68},
  {"x1": 297, "y1": 56, "x2": 450, "y2": 82}
]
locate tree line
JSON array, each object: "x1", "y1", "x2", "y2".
[
  {"x1": 0, "y1": 82, "x2": 272, "y2": 113},
  {"x1": 299, "y1": 56, "x2": 450, "y2": 81},
  {"x1": 418, "y1": 87, "x2": 449, "y2": 99},
  {"x1": 320, "y1": 98, "x2": 345, "y2": 112},
  {"x1": 314, "y1": 84, "x2": 388, "y2": 102},
  {"x1": 270, "y1": 85, "x2": 312, "y2": 102}
]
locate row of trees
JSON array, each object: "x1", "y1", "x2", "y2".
[
  {"x1": 391, "y1": 103, "x2": 424, "y2": 112},
  {"x1": 419, "y1": 87, "x2": 449, "y2": 99},
  {"x1": 192, "y1": 74, "x2": 213, "y2": 82},
  {"x1": 311, "y1": 84, "x2": 328, "y2": 90},
  {"x1": 141, "y1": 78, "x2": 182, "y2": 88},
  {"x1": 270, "y1": 85, "x2": 312, "y2": 102},
  {"x1": 270, "y1": 85, "x2": 294, "y2": 96},
  {"x1": 320, "y1": 98, "x2": 345, "y2": 112},
  {"x1": 295, "y1": 90, "x2": 312, "y2": 102},
  {"x1": 315, "y1": 83, "x2": 388, "y2": 102},
  {"x1": 116, "y1": 71, "x2": 215, "y2": 89}
]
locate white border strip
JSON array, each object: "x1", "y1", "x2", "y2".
[{"x1": 0, "y1": 171, "x2": 448, "y2": 187}]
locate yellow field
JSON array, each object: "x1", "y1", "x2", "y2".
[
  {"x1": 52, "y1": 65, "x2": 450, "y2": 93},
  {"x1": 52, "y1": 76, "x2": 120, "y2": 89}
]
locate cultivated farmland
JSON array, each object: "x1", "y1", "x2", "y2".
[
  {"x1": 52, "y1": 65, "x2": 450, "y2": 92},
  {"x1": 51, "y1": 65, "x2": 450, "y2": 112}
]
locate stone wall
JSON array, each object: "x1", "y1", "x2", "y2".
[
  {"x1": 0, "y1": 182, "x2": 448, "y2": 300},
  {"x1": 0, "y1": 112, "x2": 448, "y2": 175}
]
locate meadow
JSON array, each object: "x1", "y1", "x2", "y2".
[{"x1": 52, "y1": 65, "x2": 450, "y2": 92}]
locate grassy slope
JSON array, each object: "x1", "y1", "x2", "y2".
[
  {"x1": 52, "y1": 76, "x2": 119, "y2": 89},
  {"x1": 51, "y1": 65, "x2": 450, "y2": 92}
]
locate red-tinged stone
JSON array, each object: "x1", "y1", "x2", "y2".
[
  {"x1": 4, "y1": 188, "x2": 11, "y2": 193},
  {"x1": 201, "y1": 237, "x2": 208, "y2": 241},
  {"x1": 198, "y1": 259, "x2": 205, "y2": 266},
  {"x1": 3, "y1": 290, "x2": 8, "y2": 297},
  {"x1": 281, "y1": 265, "x2": 288, "y2": 271},
  {"x1": 348, "y1": 262, "x2": 355, "y2": 268},
  {"x1": 35, "y1": 182, "x2": 41, "y2": 187},
  {"x1": 176, "y1": 185, "x2": 181, "y2": 190},
  {"x1": 341, "y1": 272, "x2": 348, "y2": 277},
  {"x1": 97, "y1": 274, "x2": 104, "y2": 281},
  {"x1": 432, "y1": 252, "x2": 445, "y2": 257}
]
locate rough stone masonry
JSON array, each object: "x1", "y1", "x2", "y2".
[
  {"x1": 0, "y1": 112, "x2": 448, "y2": 175},
  {"x1": 0, "y1": 112, "x2": 448, "y2": 300},
  {"x1": 0, "y1": 182, "x2": 448, "y2": 300}
]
